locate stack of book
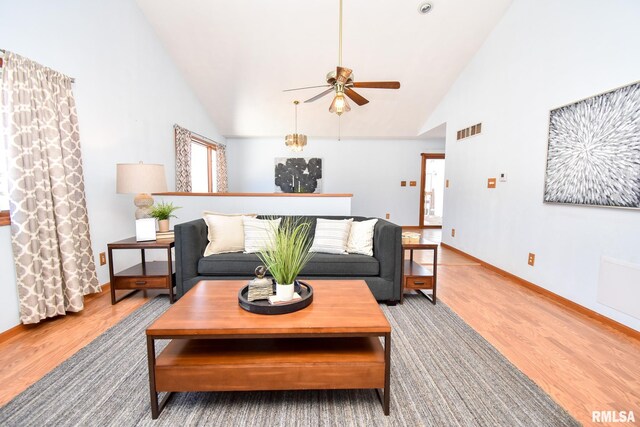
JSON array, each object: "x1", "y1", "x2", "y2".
[
  {"x1": 156, "y1": 230, "x2": 174, "y2": 241},
  {"x1": 268, "y1": 293, "x2": 302, "y2": 305},
  {"x1": 402, "y1": 231, "x2": 421, "y2": 244}
]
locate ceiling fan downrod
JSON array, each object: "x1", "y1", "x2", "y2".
[{"x1": 338, "y1": 0, "x2": 343, "y2": 67}]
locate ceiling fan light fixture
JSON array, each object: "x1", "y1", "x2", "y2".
[
  {"x1": 329, "y1": 91, "x2": 351, "y2": 116},
  {"x1": 285, "y1": 100, "x2": 308, "y2": 152}
]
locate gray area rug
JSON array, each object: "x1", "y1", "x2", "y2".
[{"x1": 0, "y1": 294, "x2": 579, "y2": 426}]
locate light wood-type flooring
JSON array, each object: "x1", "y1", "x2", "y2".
[{"x1": 0, "y1": 236, "x2": 638, "y2": 426}]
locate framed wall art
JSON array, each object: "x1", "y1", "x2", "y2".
[
  {"x1": 274, "y1": 158, "x2": 322, "y2": 194},
  {"x1": 544, "y1": 81, "x2": 640, "y2": 209}
]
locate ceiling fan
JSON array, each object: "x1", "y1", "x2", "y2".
[{"x1": 283, "y1": 0, "x2": 401, "y2": 116}]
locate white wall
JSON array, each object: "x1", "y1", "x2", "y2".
[
  {"x1": 226, "y1": 138, "x2": 445, "y2": 226},
  {"x1": 0, "y1": 0, "x2": 224, "y2": 333},
  {"x1": 0, "y1": 227, "x2": 18, "y2": 328},
  {"x1": 423, "y1": 0, "x2": 640, "y2": 330}
]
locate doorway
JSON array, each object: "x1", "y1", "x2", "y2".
[{"x1": 419, "y1": 153, "x2": 445, "y2": 228}]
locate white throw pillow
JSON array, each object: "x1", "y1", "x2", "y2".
[
  {"x1": 203, "y1": 212, "x2": 256, "y2": 256},
  {"x1": 309, "y1": 218, "x2": 353, "y2": 255},
  {"x1": 346, "y1": 219, "x2": 378, "y2": 256},
  {"x1": 243, "y1": 217, "x2": 282, "y2": 253}
]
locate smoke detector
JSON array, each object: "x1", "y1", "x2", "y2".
[{"x1": 418, "y1": 2, "x2": 433, "y2": 14}]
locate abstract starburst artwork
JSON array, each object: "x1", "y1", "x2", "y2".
[{"x1": 544, "y1": 82, "x2": 640, "y2": 208}]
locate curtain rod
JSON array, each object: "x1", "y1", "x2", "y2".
[
  {"x1": 180, "y1": 126, "x2": 225, "y2": 147},
  {"x1": 192, "y1": 131, "x2": 225, "y2": 147},
  {"x1": 0, "y1": 49, "x2": 76, "y2": 83}
]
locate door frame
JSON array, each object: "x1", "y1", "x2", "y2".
[{"x1": 419, "y1": 153, "x2": 446, "y2": 228}]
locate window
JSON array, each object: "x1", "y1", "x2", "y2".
[
  {"x1": 175, "y1": 125, "x2": 226, "y2": 193},
  {"x1": 190, "y1": 136, "x2": 218, "y2": 193}
]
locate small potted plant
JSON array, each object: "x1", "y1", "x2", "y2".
[
  {"x1": 149, "y1": 201, "x2": 181, "y2": 232},
  {"x1": 258, "y1": 217, "x2": 314, "y2": 301}
]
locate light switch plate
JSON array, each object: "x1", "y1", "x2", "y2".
[
  {"x1": 500, "y1": 173, "x2": 507, "y2": 182},
  {"x1": 488, "y1": 178, "x2": 497, "y2": 188}
]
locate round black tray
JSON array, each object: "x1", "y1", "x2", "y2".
[{"x1": 238, "y1": 281, "x2": 313, "y2": 315}]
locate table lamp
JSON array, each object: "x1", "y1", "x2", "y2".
[{"x1": 116, "y1": 162, "x2": 168, "y2": 219}]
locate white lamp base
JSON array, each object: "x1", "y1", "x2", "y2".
[{"x1": 134, "y1": 193, "x2": 154, "y2": 219}]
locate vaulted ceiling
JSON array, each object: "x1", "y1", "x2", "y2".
[{"x1": 136, "y1": 0, "x2": 512, "y2": 139}]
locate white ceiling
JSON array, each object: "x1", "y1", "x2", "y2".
[{"x1": 136, "y1": 0, "x2": 512, "y2": 139}]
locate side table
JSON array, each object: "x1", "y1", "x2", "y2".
[
  {"x1": 107, "y1": 237, "x2": 176, "y2": 304},
  {"x1": 401, "y1": 237, "x2": 438, "y2": 304}
]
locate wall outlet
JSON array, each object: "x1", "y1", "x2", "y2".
[
  {"x1": 451, "y1": 228, "x2": 456, "y2": 237},
  {"x1": 99, "y1": 252, "x2": 106, "y2": 266},
  {"x1": 400, "y1": 181, "x2": 407, "y2": 187},
  {"x1": 446, "y1": 179, "x2": 450, "y2": 188},
  {"x1": 409, "y1": 181, "x2": 417, "y2": 187},
  {"x1": 487, "y1": 178, "x2": 497, "y2": 188},
  {"x1": 528, "y1": 253, "x2": 535, "y2": 266},
  {"x1": 385, "y1": 213, "x2": 390, "y2": 219}
]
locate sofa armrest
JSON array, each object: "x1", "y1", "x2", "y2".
[
  {"x1": 372, "y1": 219, "x2": 402, "y2": 299},
  {"x1": 175, "y1": 219, "x2": 208, "y2": 298}
]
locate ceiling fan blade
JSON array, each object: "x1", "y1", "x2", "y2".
[
  {"x1": 351, "y1": 81, "x2": 401, "y2": 89},
  {"x1": 304, "y1": 87, "x2": 335, "y2": 103},
  {"x1": 336, "y1": 66, "x2": 353, "y2": 85},
  {"x1": 344, "y1": 87, "x2": 369, "y2": 106},
  {"x1": 283, "y1": 84, "x2": 332, "y2": 92}
]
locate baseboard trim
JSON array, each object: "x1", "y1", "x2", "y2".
[
  {"x1": 0, "y1": 282, "x2": 111, "y2": 344},
  {"x1": 440, "y1": 242, "x2": 640, "y2": 340}
]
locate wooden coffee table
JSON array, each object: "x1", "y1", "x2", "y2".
[{"x1": 146, "y1": 280, "x2": 392, "y2": 419}]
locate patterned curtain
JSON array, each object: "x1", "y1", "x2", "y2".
[
  {"x1": 174, "y1": 124, "x2": 191, "y2": 192},
  {"x1": 1, "y1": 51, "x2": 100, "y2": 324},
  {"x1": 215, "y1": 143, "x2": 228, "y2": 192}
]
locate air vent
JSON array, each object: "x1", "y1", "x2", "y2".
[{"x1": 456, "y1": 123, "x2": 482, "y2": 140}]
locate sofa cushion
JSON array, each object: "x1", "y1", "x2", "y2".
[
  {"x1": 197, "y1": 252, "x2": 379, "y2": 277},
  {"x1": 301, "y1": 253, "x2": 379, "y2": 277},
  {"x1": 198, "y1": 252, "x2": 263, "y2": 275}
]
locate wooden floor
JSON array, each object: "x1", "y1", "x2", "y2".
[{"x1": 1, "y1": 240, "x2": 639, "y2": 426}]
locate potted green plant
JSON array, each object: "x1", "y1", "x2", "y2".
[
  {"x1": 257, "y1": 217, "x2": 314, "y2": 301},
  {"x1": 149, "y1": 201, "x2": 181, "y2": 232}
]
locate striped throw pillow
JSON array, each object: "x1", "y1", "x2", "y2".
[
  {"x1": 309, "y1": 218, "x2": 353, "y2": 255},
  {"x1": 243, "y1": 217, "x2": 282, "y2": 253}
]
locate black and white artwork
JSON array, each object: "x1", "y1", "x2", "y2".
[
  {"x1": 274, "y1": 158, "x2": 322, "y2": 193},
  {"x1": 544, "y1": 81, "x2": 640, "y2": 208}
]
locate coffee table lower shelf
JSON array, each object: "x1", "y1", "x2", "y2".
[{"x1": 147, "y1": 336, "x2": 390, "y2": 418}]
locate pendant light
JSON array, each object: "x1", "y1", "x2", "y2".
[{"x1": 285, "y1": 100, "x2": 307, "y2": 152}]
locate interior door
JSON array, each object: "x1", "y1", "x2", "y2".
[{"x1": 419, "y1": 153, "x2": 445, "y2": 228}]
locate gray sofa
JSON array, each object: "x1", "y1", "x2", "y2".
[{"x1": 174, "y1": 215, "x2": 402, "y2": 303}]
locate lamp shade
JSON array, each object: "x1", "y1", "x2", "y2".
[{"x1": 116, "y1": 163, "x2": 168, "y2": 194}]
